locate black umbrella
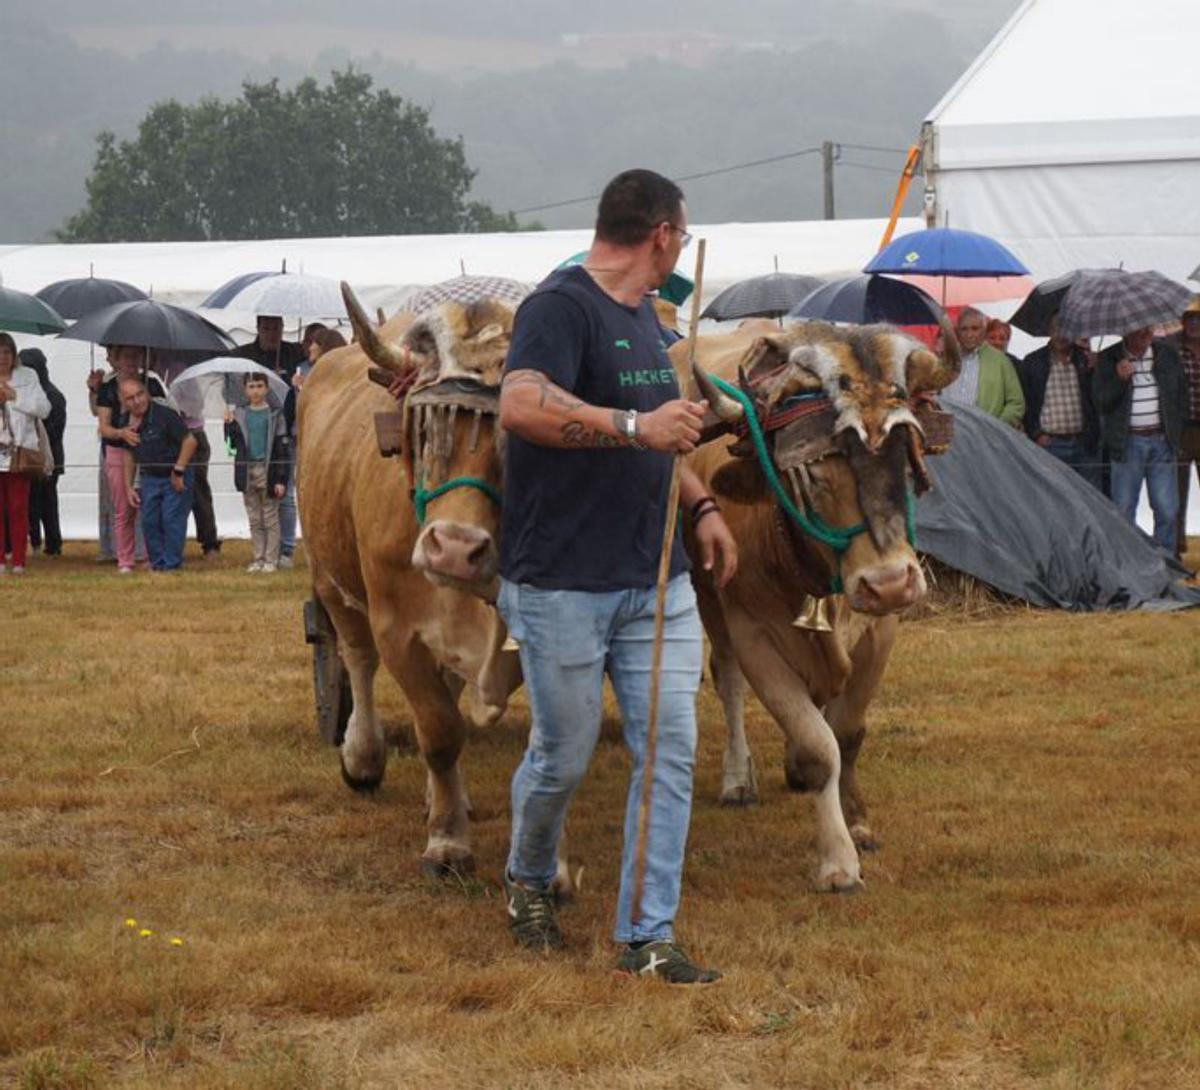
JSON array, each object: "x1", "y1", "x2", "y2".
[
  {"x1": 701, "y1": 272, "x2": 825, "y2": 321},
  {"x1": 60, "y1": 300, "x2": 236, "y2": 354},
  {"x1": 788, "y1": 274, "x2": 943, "y2": 326},
  {"x1": 36, "y1": 275, "x2": 148, "y2": 319}
]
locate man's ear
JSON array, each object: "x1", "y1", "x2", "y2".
[{"x1": 710, "y1": 458, "x2": 769, "y2": 504}]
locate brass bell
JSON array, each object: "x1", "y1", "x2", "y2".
[{"x1": 792, "y1": 595, "x2": 833, "y2": 632}]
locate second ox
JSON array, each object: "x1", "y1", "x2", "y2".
[{"x1": 679, "y1": 319, "x2": 959, "y2": 891}]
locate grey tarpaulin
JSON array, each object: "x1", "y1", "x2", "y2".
[{"x1": 914, "y1": 403, "x2": 1200, "y2": 611}]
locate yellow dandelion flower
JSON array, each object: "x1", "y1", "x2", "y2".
[
  {"x1": 124, "y1": 918, "x2": 137, "y2": 928},
  {"x1": 170, "y1": 937, "x2": 184, "y2": 947},
  {"x1": 139, "y1": 929, "x2": 154, "y2": 938}
]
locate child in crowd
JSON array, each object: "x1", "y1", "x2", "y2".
[{"x1": 224, "y1": 372, "x2": 291, "y2": 573}]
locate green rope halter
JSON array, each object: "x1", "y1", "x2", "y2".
[
  {"x1": 709, "y1": 374, "x2": 920, "y2": 594},
  {"x1": 413, "y1": 474, "x2": 502, "y2": 526}
]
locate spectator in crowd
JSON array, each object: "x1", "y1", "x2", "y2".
[
  {"x1": 87, "y1": 348, "x2": 117, "y2": 562},
  {"x1": 18, "y1": 349, "x2": 67, "y2": 555},
  {"x1": 278, "y1": 327, "x2": 346, "y2": 566},
  {"x1": 1169, "y1": 298, "x2": 1200, "y2": 558},
  {"x1": 1094, "y1": 326, "x2": 1186, "y2": 553},
  {"x1": 941, "y1": 307, "x2": 1025, "y2": 427},
  {"x1": 118, "y1": 376, "x2": 196, "y2": 572},
  {"x1": 0, "y1": 333, "x2": 51, "y2": 575},
  {"x1": 153, "y1": 350, "x2": 222, "y2": 558},
  {"x1": 231, "y1": 314, "x2": 306, "y2": 380},
  {"x1": 986, "y1": 318, "x2": 1023, "y2": 370},
  {"x1": 224, "y1": 373, "x2": 291, "y2": 573},
  {"x1": 92, "y1": 346, "x2": 166, "y2": 573},
  {"x1": 1017, "y1": 315, "x2": 1101, "y2": 487}
]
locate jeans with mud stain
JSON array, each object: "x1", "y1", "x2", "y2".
[{"x1": 498, "y1": 574, "x2": 703, "y2": 944}]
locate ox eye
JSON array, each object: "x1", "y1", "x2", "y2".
[{"x1": 838, "y1": 375, "x2": 852, "y2": 392}]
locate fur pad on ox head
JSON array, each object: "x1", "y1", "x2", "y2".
[{"x1": 402, "y1": 299, "x2": 514, "y2": 387}]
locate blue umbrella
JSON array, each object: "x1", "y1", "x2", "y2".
[
  {"x1": 864, "y1": 227, "x2": 1029, "y2": 278},
  {"x1": 788, "y1": 275, "x2": 943, "y2": 326}
]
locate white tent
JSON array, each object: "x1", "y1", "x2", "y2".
[
  {"x1": 920, "y1": 0, "x2": 1200, "y2": 283},
  {"x1": 0, "y1": 217, "x2": 915, "y2": 540}
]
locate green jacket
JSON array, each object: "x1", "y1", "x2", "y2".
[{"x1": 973, "y1": 344, "x2": 1026, "y2": 427}]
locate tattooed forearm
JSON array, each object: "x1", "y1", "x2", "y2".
[
  {"x1": 503, "y1": 369, "x2": 584, "y2": 412},
  {"x1": 561, "y1": 421, "x2": 626, "y2": 448}
]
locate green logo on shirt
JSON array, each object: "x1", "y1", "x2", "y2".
[
  {"x1": 614, "y1": 338, "x2": 632, "y2": 350},
  {"x1": 618, "y1": 368, "x2": 676, "y2": 388}
]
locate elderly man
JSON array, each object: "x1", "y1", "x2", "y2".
[
  {"x1": 1094, "y1": 326, "x2": 1186, "y2": 553},
  {"x1": 118, "y1": 375, "x2": 197, "y2": 572},
  {"x1": 1170, "y1": 299, "x2": 1200, "y2": 557},
  {"x1": 497, "y1": 168, "x2": 736, "y2": 983},
  {"x1": 941, "y1": 307, "x2": 1025, "y2": 426},
  {"x1": 1017, "y1": 315, "x2": 1101, "y2": 487}
]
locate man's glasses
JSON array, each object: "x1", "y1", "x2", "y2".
[{"x1": 663, "y1": 223, "x2": 693, "y2": 250}]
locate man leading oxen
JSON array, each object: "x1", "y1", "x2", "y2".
[
  {"x1": 682, "y1": 318, "x2": 959, "y2": 891},
  {"x1": 298, "y1": 287, "x2": 522, "y2": 876}
]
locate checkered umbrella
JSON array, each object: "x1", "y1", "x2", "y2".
[
  {"x1": 405, "y1": 276, "x2": 531, "y2": 315},
  {"x1": 700, "y1": 272, "x2": 825, "y2": 321},
  {"x1": 1056, "y1": 269, "x2": 1194, "y2": 340}
]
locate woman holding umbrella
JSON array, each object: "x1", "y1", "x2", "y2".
[{"x1": 0, "y1": 333, "x2": 51, "y2": 575}]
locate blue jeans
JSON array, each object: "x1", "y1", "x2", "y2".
[
  {"x1": 1044, "y1": 436, "x2": 1102, "y2": 490},
  {"x1": 279, "y1": 456, "x2": 297, "y2": 556},
  {"x1": 498, "y1": 574, "x2": 703, "y2": 944},
  {"x1": 1111, "y1": 434, "x2": 1179, "y2": 553},
  {"x1": 139, "y1": 471, "x2": 194, "y2": 570}
]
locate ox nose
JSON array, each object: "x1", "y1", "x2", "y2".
[
  {"x1": 413, "y1": 520, "x2": 498, "y2": 587},
  {"x1": 846, "y1": 559, "x2": 924, "y2": 615}
]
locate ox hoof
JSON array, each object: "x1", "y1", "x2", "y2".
[
  {"x1": 850, "y1": 824, "x2": 880, "y2": 852},
  {"x1": 419, "y1": 854, "x2": 475, "y2": 881},
  {"x1": 718, "y1": 784, "x2": 760, "y2": 807},
  {"x1": 812, "y1": 868, "x2": 865, "y2": 895},
  {"x1": 339, "y1": 753, "x2": 384, "y2": 795}
]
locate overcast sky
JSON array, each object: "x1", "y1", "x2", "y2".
[{"x1": 2, "y1": 0, "x2": 1024, "y2": 242}]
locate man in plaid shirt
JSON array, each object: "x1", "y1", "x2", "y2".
[
  {"x1": 1168, "y1": 299, "x2": 1200, "y2": 559},
  {"x1": 1018, "y1": 315, "x2": 1102, "y2": 488}
]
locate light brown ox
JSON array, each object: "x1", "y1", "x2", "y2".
[
  {"x1": 297, "y1": 286, "x2": 522, "y2": 875},
  {"x1": 677, "y1": 321, "x2": 959, "y2": 891}
]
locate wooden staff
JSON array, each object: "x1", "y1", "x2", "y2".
[{"x1": 631, "y1": 237, "x2": 706, "y2": 930}]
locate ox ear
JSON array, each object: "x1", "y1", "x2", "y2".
[{"x1": 711, "y1": 458, "x2": 769, "y2": 505}]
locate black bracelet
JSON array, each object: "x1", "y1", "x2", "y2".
[
  {"x1": 693, "y1": 505, "x2": 721, "y2": 528},
  {"x1": 689, "y1": 494, "x2": 717, "y2": 522}
]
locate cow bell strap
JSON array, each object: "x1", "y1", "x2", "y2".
[{"x1": 413, "y1": 474, "x2": 502, "y2": 526}]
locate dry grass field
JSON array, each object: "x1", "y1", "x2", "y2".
[{"x1": 2, "y1": 541, "x2": 1199, "y2": 1090}]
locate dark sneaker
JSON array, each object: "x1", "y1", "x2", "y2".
[
  {"x1": 616, "y1": 941, "x2": 721, "y2": 985},
  {"x1": 503, "y1": 872, "x2": 563, "y2": 950}
]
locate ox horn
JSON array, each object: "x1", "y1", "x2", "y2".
[
  {"x1": 692, "y1": 361, "x2": 744, "y2": 422},
  {"x1": 341, "y1": 281, "x2": 426, "y2": 375},
  {"x1": 906, "y1": 309, "x2": 963, "y2": 396}
]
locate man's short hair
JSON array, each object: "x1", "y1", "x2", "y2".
[
  {"x1": 956, "y1": 306, "x2": 987, "y2": 328},
  {"x1": 595, "y1": 169, "x2": 685, "y2": 247},
  {"x1": 117, "y1": 374, "x2": 147, "y2": 394}
]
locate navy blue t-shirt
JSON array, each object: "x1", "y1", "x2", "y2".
[{"x1": 499, "y1": 266, "x2": 688, "y2": 591}]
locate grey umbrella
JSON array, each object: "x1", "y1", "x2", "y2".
[
  {"x1": 36, "y1": 275, "x2": 148, "y2": 319},
  {"x1": 700, "y1": 272, "x2": 825, "y2": 321},
  {"x1": 1056, "y1": 269, "x2": 1194, "y2": 340}
]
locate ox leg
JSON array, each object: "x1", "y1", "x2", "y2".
[
  {"x1": 314, "y1": 580, "x2": 387, "y2": 792},
  {"x1": 373, "y1": 629, "x2": 473, "y2": 876},
  {"x1": 730, "y1": 629, "x2": 862, "y2": 893},
  {"x1": 710, "y1": 643, "x2": 758, "y2": 806},
  {"x1": 824, "y1": 616, "x2": 898, "y2": 853}
]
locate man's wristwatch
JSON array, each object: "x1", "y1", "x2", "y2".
[
  {"x1": 171, "y1": 466, "x2": 185, "y2": 477},
  {"x1": 621, "y1": 409, "x2": 645, "y2": 449}
]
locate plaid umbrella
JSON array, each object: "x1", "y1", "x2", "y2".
[
  {"x1": 405, "y1": 276, "x2": 531, "y2": 315},
  {"x1": 1056, "y1": 269, "x2": 1194, "y2": 340},
  {"x1": 1008, "y1": 271, "x2": 1090, "y2": 336},
  {"x1": 700, "y1": 272, "x2": 824, "y2": 321}
]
